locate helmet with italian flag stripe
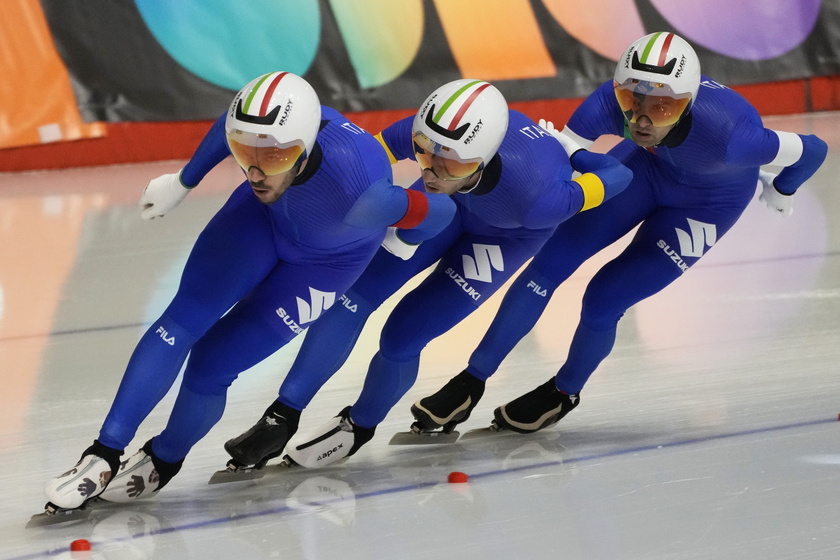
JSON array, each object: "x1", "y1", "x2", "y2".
[
  {"x1": 412, "y1": 79, "x2": 508, "y2": 166},
  {"x1": 225, "y1": 72, "x2": 321, "y2": 174},
  {"x1": 613, "y1": 32, "x2": 701, "y2": 123}
]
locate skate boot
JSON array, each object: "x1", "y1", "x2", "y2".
[
  {"x1": 493, "y1": 378, "x2": 580, "y2": 433},
  {"x1": 99, "y1": 438, "x2": 183, "y2": 503},
  {"x1": 284, "y1": 406, "x2": 375, "y2": 469},
  {"x1": 224, "y1": 401, "x2": 300, "y2": 469},
  {"x1": 411, "y1": 370, "x2": 485, "y2": 434},
  {"x1": 43, "y1": 440, "x2": 122, "y2": 510}
]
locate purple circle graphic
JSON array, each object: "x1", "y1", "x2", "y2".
[{"x1": 651, "y1": 0, "x2": 821, "y2": 60}]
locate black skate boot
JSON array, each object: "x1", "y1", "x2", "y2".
[
  {"x1": 411, "y1": 370, "x2": 485, "y2": 434},
  {"x1": 493, "y1": 378, "x2": 580, "y2": 434},
  {"x1": 224, "y1": 400, "x2": 300, "y2": 469}
]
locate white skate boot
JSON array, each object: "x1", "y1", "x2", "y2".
[
  {"x1": 43, "y1": 440, "x2": 122, "y2": 510},
  {"x1": 100, "y1": 439, "x2": 183, "y2": 503},
  {"x1": 284, "y1": 406, "x2": 375, "y2": 468}
]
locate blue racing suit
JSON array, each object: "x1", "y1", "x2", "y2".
[
  {"x1": 97, "y1": 107, "x2": 455, "y2": 461},
  {"x1": 466, "y1": 77, "x2": 828, "y2": 394},
  {"x1": 275, "y1": 110, "x2": 633, "y2": 427}
]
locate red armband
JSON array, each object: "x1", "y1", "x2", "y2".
[{"x1": 392, "y1": 189, "x2": 429, "y2": 229}]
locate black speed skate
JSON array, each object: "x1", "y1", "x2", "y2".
[
  {"x1": 390, "y1": 370, "x2": 485, "y2": 445},
  {"x1": 210, "y1": 401, "x2": 299, "y2": 484},
  {"x1": 492, "y1": 378, "x2": 580, "y2": 434}
]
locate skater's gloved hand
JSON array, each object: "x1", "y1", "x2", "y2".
[
  {"x1": 757, "y1": 170, "x2": 793, "y2": 217},
  {"x1": 140, "y1": 169, "x2": 192, "y2": 219},
  {"x1": 381, "y1": 227, "x2": 419, "y2": 260},
  {"x1": 538, "y1": 118, "x2": 584, "y2": 159}
]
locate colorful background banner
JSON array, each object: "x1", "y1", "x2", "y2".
[{"x1": 1, "y1": 0, "x2": 839, "y2": 165}]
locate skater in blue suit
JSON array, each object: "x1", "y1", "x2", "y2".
[
  {"x1": 221, "y1": 79, "x2": 633, "y2": 470},
  {"x1": 43, "y1": 71, "x2": 456, "y2": 512},
  {"x1": 411, "y1": 32, "x2": 829, "y2": 436}
]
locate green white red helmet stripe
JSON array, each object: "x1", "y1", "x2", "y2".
[
  {"x1": 432, "y1": 80, "x2": 491, "y2": 131},
  {"x1": 242, "y1": 72, "x2": 290, "y2": 116},
  {"x1": 638, "y1": 32, "x2": 675, "y2": 67}
]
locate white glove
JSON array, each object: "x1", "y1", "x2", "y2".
[
  {"x1": 757, "y1": 170, "x2": 793, "y2": 217},
  {"x1": 538, "y1": 118, "x2": 584, "y2": 159},
  {"x1": 381, "y1": 227, "x2": 419, "y2": 260},
  {"x1": 139, "y1": 169, "x2": 191, "y2": 219}
]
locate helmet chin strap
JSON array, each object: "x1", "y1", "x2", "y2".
[
  {"x1": 457, "y1": 169, "x2": 483, "y2": 193},
  {"x1": 294, "y1": 153, "x2": 308, "y2": 176},
  {"x1": 658, "y1": 110, "x2": 693, "y2": 148}
]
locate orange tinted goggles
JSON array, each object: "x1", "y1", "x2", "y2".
[
  {"x1": 227, "y1": 134, "x2": 305, "y2": 176},
  {"x1": 614, "y1": 83, "x2": 690, "y2": 127},
  {"x1": 412, "y1": 132, "x2": 483, "y2": 181}
]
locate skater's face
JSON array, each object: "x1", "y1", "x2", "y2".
[
  {"x1": 413, "y1": 131, "x2": 483, "y2": 195},
  {"x1": 419, "y1": 166, "x2": 480, "y2": 195},
  {"x1": 227, "y1": 129, "x2": 308, "y2": 204},
  {"x1": 245, "y1": 159, "x2": 305, "y2": 204},
  {"x1": 614, "y1": 80, "x2": 690, "y2": 147},
  {"x1": 626, "y1": 117, "x2": 675, "y2": 148}
]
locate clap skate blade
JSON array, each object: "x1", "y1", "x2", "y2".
[
  {"x1": 209, "y1": 454, "x2": 297, "y2": 484},
  {"x1": 389, "y1": 421, "x2": 461, "y2": 445},
  {"x1": 458, "y1": 420, "x2": 506, "y2": 441},
  {"x1": 208, "y1": 459, "x2": 268, "y2": 485},
  {"x1": 26, "y1": 500, "x2": 99, "y2": 528}
]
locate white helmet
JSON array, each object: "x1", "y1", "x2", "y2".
[
  {"x1": 614, "y1": 32, "x2": 701, "y2": 125},
  {"x1": 225, "y1": 72, "x2": 321, "y2": 174},
  {"x1": 412, "y1": 79, "x2": 508, "y2": 168}
]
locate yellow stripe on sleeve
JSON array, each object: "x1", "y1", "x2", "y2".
[
  {"x1": 374, "y1": 132, "x2": 398, "y2": 164},
  {"x1": 573, "y1": 173, "x2": 605, "y2": 212}
]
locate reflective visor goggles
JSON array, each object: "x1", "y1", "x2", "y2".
[
  {"x1": 614, "y1": 80, "x2": 691, "y2": 127},
  {"x1": 412, "y1": 131, "x2": 483, "y2": 181},
  {"x1": 226, "y1": 130, "x2": 305, "y2": 176}
]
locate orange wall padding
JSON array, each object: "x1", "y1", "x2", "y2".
[
  {"x1": 0, "y1": 0, "x2": 105, "y2": 149},
  {"x1": 1, "y1": 76, "x2": 838, "y2": 173}
]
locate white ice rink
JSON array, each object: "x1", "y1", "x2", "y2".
[{"x1": 1, "y1": 112, "x2": 839, "y2": 559}]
